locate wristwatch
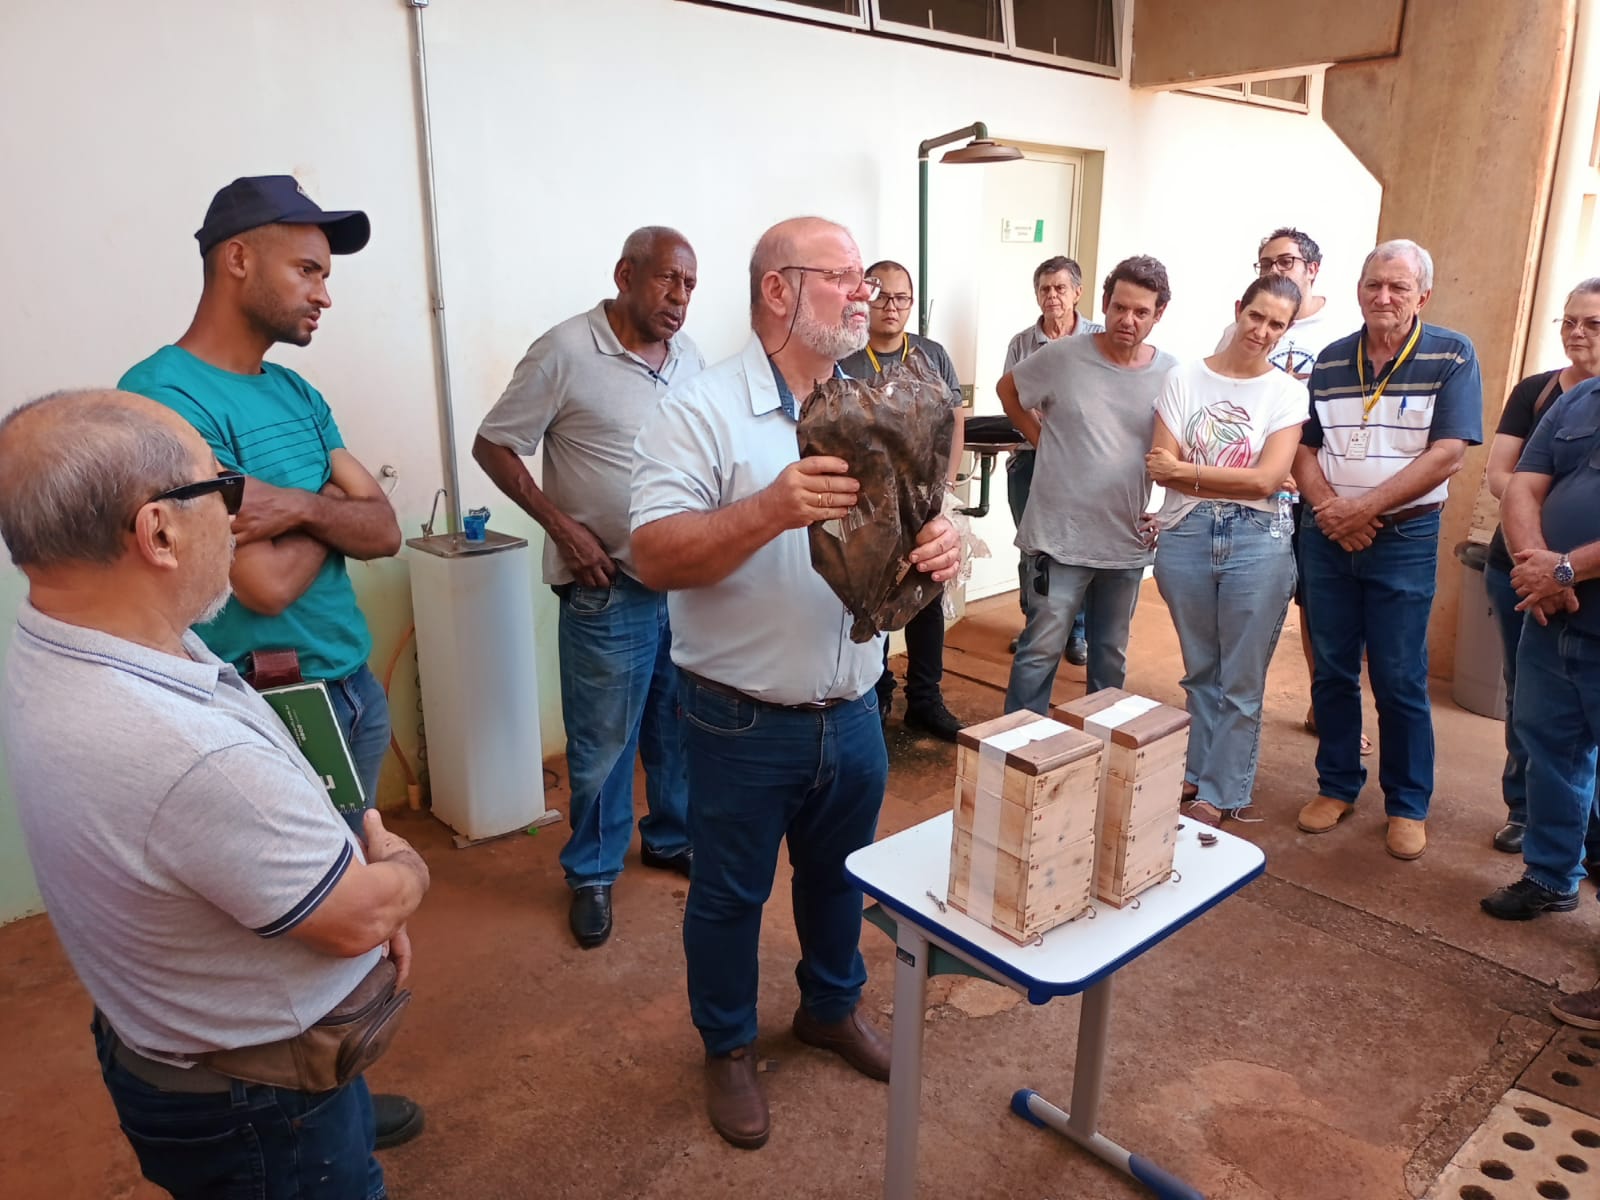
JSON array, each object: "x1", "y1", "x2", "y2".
[{"x1": 1554, "y1": 553, "x2": 1576, "y2": 587}]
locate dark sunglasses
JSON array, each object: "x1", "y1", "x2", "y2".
[{"x1": 130, "y1": 471, "x2": 246, "y2": 530}]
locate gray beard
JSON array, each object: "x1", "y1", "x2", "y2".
[
  {"x1": 797, "y1": 305, "x2": 868, "y2": 359},
  {"x1": 194, "y1": 582, "x2": 233, "y2": 627}
]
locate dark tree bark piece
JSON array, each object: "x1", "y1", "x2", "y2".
[{"x1": 797, "y1": 350, "x2": 954, "y2": 642}]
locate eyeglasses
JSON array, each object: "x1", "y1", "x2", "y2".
[
  {"x1": 779, "y1": 266, "x2": 881, "y2": 302},
  {"x1": 130, "y1": 470, "x2": 246, "y2": 530},
  {"x1": 1256, "y1": 254, "x2": 1308, "y2": 274},
  {"x1": 871, "y1": 292, "x2": 914, "y2": 311},
  {"x1": 1558, "y1": 316, "x2": 1600, "y2": 338}
]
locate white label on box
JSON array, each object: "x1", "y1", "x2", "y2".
[
  {"x1": 967, "y1": 717, "x2": 1068, "y2": 926},
  {"x1": 1083, "y1": 695, "x2": 1160, "y2": 738}
]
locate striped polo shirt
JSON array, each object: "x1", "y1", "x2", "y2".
[{"x1": 1301, "y1": 319, "x2": 1483, "y2": 510}]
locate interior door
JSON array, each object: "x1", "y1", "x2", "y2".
[{"x1": 965, "y1": 152, "x2": 1083, "y2": 602}]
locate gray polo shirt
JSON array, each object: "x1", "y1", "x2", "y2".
[
  {"x1": 1011, "y1": 333, "x2": 1175, "y2": 569},
  {"x1": 1003, "y1": 313, "x2": 1105, "y2": 374},
  {"x1": 630, "y1": 333, "x2": 884, "y2": 705},
  {"x1": 1, "y1": 603, "x2": 376, "y2": 1058},
  {"x1": 477, "y1": 301, "x2": 705, "y2": 586}
]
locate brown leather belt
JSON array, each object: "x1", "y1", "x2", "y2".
[
  {"x1": 1377, "y1": 502, "x2": 1443, "y2": 526},
  {"x1": 95, "y1": 1012, "x2": 235, "y2": 1094},
  {"x1": 683, "y1": 671, "x2": 848, "y2": 712}
]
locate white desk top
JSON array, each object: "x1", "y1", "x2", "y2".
[{"x1": 846, "y1": 811, "x2": 1265, "y2": 1004}]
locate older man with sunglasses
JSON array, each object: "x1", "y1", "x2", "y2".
[
  {"x1": 0, "y1": 391, "x2": 430, "y2": 1199},
  {"x1": 119, "y1": 175, "x2": 419, "y2": 1148},
  {"x1": 631, "y1": 217, "x2": 961, "y2": 1150}
]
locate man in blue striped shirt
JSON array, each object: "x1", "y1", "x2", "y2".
[{"x1": 1292, "y1": 239, "x2": 1482, "y2": 861}]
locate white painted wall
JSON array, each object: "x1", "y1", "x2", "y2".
[{"x1": 0, "y1": 0, "x2": 1379, "y2": 921}]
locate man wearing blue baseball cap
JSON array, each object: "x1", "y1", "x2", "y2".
[{"x1": 119, "y1": 175, "x2": 423, "y2": 1151}]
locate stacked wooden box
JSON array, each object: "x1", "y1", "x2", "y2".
[
  {"x1": 947, "y1": 711, "x2": 1104, "y2": 943},
  {"x1": 1053, "y1": 690, "x2": 1190, "y2": 909}
]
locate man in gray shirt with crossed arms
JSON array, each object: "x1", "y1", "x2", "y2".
[
  {"x1": 0, "y1": 390, "x2": 429, "y2": 1199},
  {"x1": 1000, "y1": 255, "x2": 1176, "y2": 712}
]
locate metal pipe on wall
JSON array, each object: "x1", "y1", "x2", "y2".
[{"x1": 407, "y1": 0, "x2": 462, "y2": 534}]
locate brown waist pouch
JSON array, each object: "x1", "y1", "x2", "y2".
[{"x1": 201, "y1": 958, "x2": 411, "y2": 1093}]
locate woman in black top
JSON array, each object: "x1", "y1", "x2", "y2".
[{"x1": 1484, "y1": 277, "x2": 1600, "y2": 859}]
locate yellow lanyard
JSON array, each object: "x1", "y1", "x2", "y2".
[
  {"x1": 1356, "y1": 319, "x2": 1423, "y2": 421},
  {"x1": 865, "y1": 338, "x2": 910, "y2": 373}
]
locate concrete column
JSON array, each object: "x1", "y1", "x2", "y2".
[{"x1": 1322, "y1": 0, "x2": 1577, "y2": 680}]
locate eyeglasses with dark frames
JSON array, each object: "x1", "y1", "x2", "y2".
[
  {"x1": 871, "y1": 292, "x2": 914, "y2": 311},
  {"x1": 778, "y1": 266, "x2": 882, "y2": 303},
  {"x1": 129, "y1": 471, "x2": 247, "y2": 530},
  {"x1": 1256, "y1": 253, "x2": 1308, "y2": 274}
]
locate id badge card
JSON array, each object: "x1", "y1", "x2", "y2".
[{"x1": 1347, "y1": 427, "x2": 1371, "y2": 461}]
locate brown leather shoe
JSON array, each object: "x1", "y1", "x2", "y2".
[
  {"x1": 704, "y1": 1045, "x2": 769, "y2": 1149},
  {"x1": 1386, "y1": 817, "x2": 1427, "y2": 860},
  {"x1": 792, "y1": 1005, "x2": 891, "y2": 1082},
  {"x1": 1552, "y1": 984, "x2": 1600, "y2": 1030},
  {"x1": 1297, "y1": 795, "x2": 1352, "y2": 834}
]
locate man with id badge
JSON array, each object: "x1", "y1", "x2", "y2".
[{"x1": 1292, "y1": 240, "x2": 1483, "y2": 860}]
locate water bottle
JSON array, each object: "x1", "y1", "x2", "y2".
[{"x1": 1270, "y1": 490, "x2": 1296, "y2": 540}]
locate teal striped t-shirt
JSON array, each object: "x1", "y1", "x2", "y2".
[{"x1": 119, "y1": 345, "x2": 372, "y2": 681}]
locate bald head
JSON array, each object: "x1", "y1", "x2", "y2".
[
  {"x1": 0, "y1": 390, "x2": 205, "y2": 568},
  {"x1": 748, "y1": 216, "x2": 853, "y2": 318}
]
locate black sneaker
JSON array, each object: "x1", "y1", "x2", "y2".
[
  {"x1": 1492, "y1": 822, "x2": 1525, "y2": 854},
  {"x1": 373, "y1": 1092, "x2": 426, "y2": 1149},
  {"x1": 903, "y1": 701, "x2": 963, "y2": 743},
  {"x1": 1480, "y1": 877, "x2": 1580, "y2": 921}
]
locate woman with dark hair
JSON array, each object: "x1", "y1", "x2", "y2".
[
  {"x1": 1481, "y1": 278, "x2": 1600, "y2": 872},
  {"x1": 1146, "y1": 274, "x2": 1309, "y2": 825}
]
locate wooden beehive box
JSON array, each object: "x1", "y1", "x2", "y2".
[
  {"x1": 1053, "y1": 690, "x2": 1190, "y2": 908},
  {"x1": 947, "y1": 710, "x2": 1103, "y2": 943}
]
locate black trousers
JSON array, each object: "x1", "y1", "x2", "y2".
[{"x1": 877, "y1": 592, "x2": 945, "y2": 711}]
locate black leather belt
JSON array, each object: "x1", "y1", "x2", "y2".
[
  {"x1": 683, "y1": 671, "x2": 848, "y2": 711},
  {"x1": 95, "y1": 1011, "x2": 235, "y2": 1093},
  {"x1": 1377, "y1": 502, "x2": 1443, "y2": 526}
]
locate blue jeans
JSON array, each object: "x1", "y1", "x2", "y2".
[
  {"x1": 1514, "y1": 618, "x2": 1600, "y2": 894},
  {"x1": 1005, "y1": 556, "x2": 1145, "y2": 713},
  {"x1": 1484, "y1": 563, "x2": 1600, "y2": 848},
  {"x1": 1300, "y1": 510, "x2": 1439, "y2": 819},
  {"x1": 1006, "y1": 449, "x2": 1086, "y2": 643},
  {"x1": 557, "y1": 574, "x2": 689, "y2": 888},
  {"x1": 679, "y1": 678, "x2": 886, "y2": 1055},
  {"x1": 328, "y1": 665, "x2": 391, "y2": 838},
  {"x1": 1154, "y1": 504, "x2": 1295, "y2": 810},
  {"x1": 93, "y1": 1020, "x2": 383, "y2": 1200}
]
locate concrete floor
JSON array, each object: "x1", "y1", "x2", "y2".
[{"x1": 2, "y1": 585, "x2": 1598, "y2": 1199}]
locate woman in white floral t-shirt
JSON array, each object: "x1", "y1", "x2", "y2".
[{"x1": 1147, "y1": 275, "x2": 1309, "y2": 825}]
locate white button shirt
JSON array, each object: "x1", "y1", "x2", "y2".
[{"x1": 630, "y1": 333, "x2": 884, "y2": 705}]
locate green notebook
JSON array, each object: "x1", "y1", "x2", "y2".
[{"x1": 259, "y1": 682, "x2": 367, "y2": 816}]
